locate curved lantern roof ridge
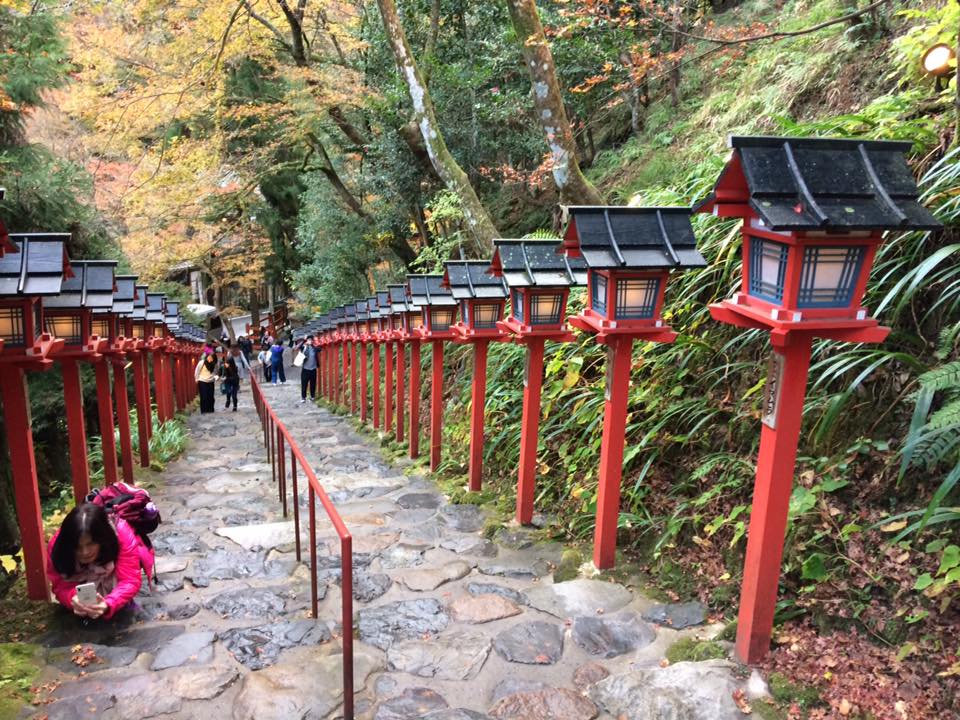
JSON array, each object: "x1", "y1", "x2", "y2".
[
  {"x1": 102, "y1": 274, "x2": 138, "y2": 316},
  {"x1": 560, "y1": 206, "x2": 707, "y2": 271},
  {"x1": 0, "y1": 234, "x2": 72, "y2": 297},
  {"x1": 488, "y1": 238, "x2": 587, "y2": 288},
  {"x1": 44, "y1": 259, "x2": 118, "y2": 310},
  {"x1": 442, "y1": 260, "x2": 508, "y2": 300},
  {"x1": 694, "y1": 134, "x2": 942, "y2": 232},
  {"x1": 407, "y1": 274, "x2": 456, "y2": 306}
]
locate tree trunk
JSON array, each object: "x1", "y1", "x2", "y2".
[
  {"x1": 250, "y1": 288, "x2": 261, "y2": 334},
  {"x1": 328, "y1": 106, "x2": 368, "y2": 147},
  {"x1": 398, "y1": 122, "x2": 441, "y2": 181},
  {"x1": 309, "y1": 134, "x2": 372, "y2": 219},
  {"x1": 505, "y1": 0, "x2": 604, "y2": 205},
  {"x1": 376, "y1": 0, "x2": 500, "y2": 250}
]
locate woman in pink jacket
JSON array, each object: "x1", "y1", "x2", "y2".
[{"x1": 46, "y1": 503, "x2": 148, "y2": 620}]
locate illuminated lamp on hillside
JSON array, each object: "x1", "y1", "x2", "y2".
[
  {"x1": 696, "y1": 135, "x2": 942, "y2": 664},
  {"x1": 388, "y1": 285, "x2": 410, "y2": 444},
  {"x1": 442, "y1": 260, "x2": 509, "y2": 491},
  {"x1": 45, "y1": 260, "x2": 118, "y2": 498},
  {"x1": 364, "y1": 298, "x2": 383, "y2": 428},
  {"x1": 356, "y1": 300, "x2": 371, "y2": 422},
  {"x1": 0, "y1": 233, "x2": 69, "y2": 600},
  {"x1": 343, "y1": 303, "x2": 359, "y2": 414},
  {"x1": 376, "y1": 291, "x2": 395, "y2": 434},
  {"x1": 487, "y1": 239, "x2": 585, "y2": 525},
  {"x1": 560, "y1": 206, "x2": 706, "y2": 569},
  {"x1": 409, "y1": 274, "x2": 458, "y2": 471}
]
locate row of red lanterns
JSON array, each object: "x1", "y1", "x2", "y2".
[
  {"x1": 295, "y1": 135, "x2": 941, "y2": 663},
  {"x1": 0, "y1": 213, "x2": 207, "y2": 603}
]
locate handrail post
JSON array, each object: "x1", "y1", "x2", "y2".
[
  {"x1": 309, "y1": 484, "x2": 318, "y2": 617},
  {"x1": 341, "y1": 534, "x2": 354, "y2": 720},
  {"x1": 291, "y1": 448, "x2": 301, "y2": 561}
]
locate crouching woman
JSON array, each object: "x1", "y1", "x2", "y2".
[{"x1": 46, "y1": 503, "x2": 149, "y2": 620}]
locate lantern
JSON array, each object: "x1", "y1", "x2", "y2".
[
  {"x1": 696, "y1": 135, "x2": 942, "y2": 664},
  {"x1": 0, "y1": 233, "x2": 69, "y2": 600},
  {"x1": 343, "y1": 303, "x2": 359, "y2": 414},
  {"x1": 376, "y1": 291, "x2": 395, "y2": 434},
  {"x1": 388, "y1": 285, "x2": 414, "y2": 444},
  {"x1": 442, "y1": 260, "x2": 509, "y2": 489},
  {"x1": 487, "y1": 239, "x2": 586, "y2": 525},
  {"x1": 364, "y1": 298, "x2": 383, "y2": 428},
  {"x1": 562, "y1": 206, "x2": 707, "y2": 569}
]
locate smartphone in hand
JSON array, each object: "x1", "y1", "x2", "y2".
[{"x1": 75, "y1": 582, "x2": 98, "y2": 606}]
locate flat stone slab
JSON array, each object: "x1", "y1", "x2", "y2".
[
  {"x1": 379, "y1": 545, "x2": 425, "y2": 569},
  {"x1": 150, "y1": 631, "x2": 216, "y2": 670},
  {"x1": 478, "y1": 559, "x2": 552, "y2": 579},
  {"x1": 423, "y1": 711, "x2": 491, "y2": 720},
  {"x1": 449, "y1": 594, "x2": 522, "y2": 624},
  {"x1": 46, "y1": 643, "x2": 138, "y2": 673},
  {"x1": 29, "y1": 692, "x2": 115, "y2": 720},
  {"x1": 351, "y1": 531, "x2": 401, "y2": 554},
  {"x1": 154, "y1": 556, "x2": 189, "y2": 575},
  {"x1": 399, "y1": 560, "x2": 471, "y2": 592},
  {"x1": 351, "y1": 571, "x2": 393, "y2": 602},
  {"x1": 526, "y1": 579, "x2": 632, "y2": 619},
  {"x1": 220, "y1": 619, "x2": 332, "y2": 670},
  {"x1": 205, "y1": 470, "x2": 266, "y2": 493},
  {"x1": 440, "y1": 504, "x2": 485, "y2": 532},
  {"x1": 135, "y1": 600, "x2": 201, "y2": 622},
  {"x1": 641, "y1": 601, "x2": 707, "y2": 629},
  {"x1": 152, "y1": 531, "x2": 205, "y2": 555},
  {"x1": 493, "y1": 621, "x2": 564, "y2": 664},
  {"x1": 441, "y1": 536, "x2": 498, "y2": 557},
  {"x1": 358, "y1": 598, "x2": 450, "y2": 650},
  {"x1": 571, "y1": 612, "x2": 656, "y2": 658},
  {"x1": 166, "y1": 663, "x2": 239, "y2": 699},
  {"x1": 396, "y1": 492, "x2": 443, "y2": 509},
  {"x1": 204, "y1": 586, "x2": 289, "y2": 619},
  {"x1": 215, "y1": 521, "x2": 298, "y2": 551},
  {"x1": 589, "y1": 661, "x2": 743, "y2": 720},
  {"x1": 573, "y1": 662, "x2": 611, "y2": 690},
  {"x1": 376, "y1": 687, "x2": 449, "y2": 720},
  {"x1": 489, "y1": 688, "x2": 598, "y2": 720},
  {"x1": 491, "y1": 679, "x2": 548, "y2": 703},
  {"x1": 387, "y1": 629, "x2": 491, "y2": 680},
  {"x1": 467, "y1": 582, "x2": 528, "y2": 606},
  {"x1": 232, "y1": 646, "x2": 382, "y2": 720}
]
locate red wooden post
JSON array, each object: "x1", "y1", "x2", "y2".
[
  {"x1": 142, "y1": 352, "x2": 154, "y2": 441},
  {"x1": 132, "y1": 352, "x2": 150, "y2": 467},
  {"x1": 384, "y1": 341, "x2": 394, "y2": 433},
  {"x1": 430, "y1": 340, "x2": 444, "y2": 471},
  {"x1": 341, "y1": 342, "x2": 349, "y2": 407},
  {"x1": 317, "y1": 346, "x2": 324, "y2": 399},
  {"x1": 112, "y1": 359, "x2": 135, "y2": 484},
  {"x1": 359, "y1": 342, "x2": 368, "y2": 423},
  {"x1": 164, "y1": 349, "x2": 176, "y2": 417},
  {"x1": 0, "y1": 368, "x2": 49, "y2": 600},
  {"x1": 94, "y1": 359, "x2": 119, "y2": 485},
  {"x1": 468, "y1": 340, "x2": 489, "y2": 492},
  {"x1": 395, "y1": 341, "x2": 405, "y2": 443},
  {"x1": 409, "y1": 340, "x2": 420, "y2": 459},
  {"x1": 372, "y1": 342, "x2": 381, "y2": 429},
  {"x1": 155, "y1": 352, "x2": 169, "y2": 423},
  {"x1": 736, "y1": 333, "x2": 812, "y2": 663},
  {"x1": 516, "y1": 337, "x2": 546, "y2": 524},
  {"x1": 593, "y1": 336, "x2": 633, "y2": 568},
  {"x1": 350, "y1": 341, "x2": 358, "y2": 414},
  {"x1": 61, "y1": 359, "x2": 91, "y2": 502}
]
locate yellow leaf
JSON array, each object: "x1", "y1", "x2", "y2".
[{"x1": 880, "y1": 520, "x2": 907, "y2": 532}]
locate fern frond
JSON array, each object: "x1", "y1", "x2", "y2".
[
  {"x1": 908, "y1": 427, "x2": 960, "y2": 470},
  {"x1": 919, "y1": 361, "x2": 960, "y2": 392},
  {"x1": 927, "y1": 398, "x2": 960, "y2": 431},
  {"x1": 937, "y1": 322, "x2": 960, "y2": 361}
]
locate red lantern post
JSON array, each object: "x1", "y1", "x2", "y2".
[
  {"x1": 0, "y1": 233, "x2": 69, "y2": 599},
  {"x1": 696, "y1": 135, "x2": 941, "y2": 663},
  {"x1": 356, "y1": 301, "x2": 370, "y2": 422},
  {"x1": 442, "y1": 261, "x2": 509, "y2": 490},
  {"x1": 488, "y1": 240, "x2": 585, "y2": 524},
  {"x1": 560, "y1": 206, "x2": 707, "y2": 569},
  {"x1": 409, "y1": 275, "x2": 458, "y2": 471},
  {"x1": 388, "y1": 286, "x2": 410, "y2": 443},
  {"x1": 376, "y1": 292, "x2": 394, "y2": 433},
  {"x1": 131, "y1": 284, "x2": 155, "y2": 451},
  {"x1": 398, "y1": 284, "x2": 425, "y2": 459}
]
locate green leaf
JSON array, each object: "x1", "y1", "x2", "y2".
[
  {"x1": 937, "y1": 545, "x2": 960, "y2": 576},
  {"x1": 801, "y1": 553, "x2": 829, "y2": 581},
  {"x1": 914, "y1": 572, "x2": 934, "y2": 590},
  {"x1": 926, "y1": 538, "x2": 950, "y2": 553},
  {"x1": 820, "y1": 478, "x2": 849, "y2": 493}
]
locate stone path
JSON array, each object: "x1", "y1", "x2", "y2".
[{"x1": 21, "y1": 366, "x2": 762, "y2": 720}]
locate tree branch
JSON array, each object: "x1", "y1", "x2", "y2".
[{"x1": 241, "y1": 0, "x2": 293, "y2": 51}]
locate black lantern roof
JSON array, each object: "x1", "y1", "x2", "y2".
[
  {"x1": 45, "y1": 260, "x2": 118, "y2": 310},
  {"x1": 331, "y1": 305, "x2": 347, "y2": 325},
  {"x1": 490, "y1": 239, "x2": 587, "y2": 288},
  {"x1": 388, "y1": 284, "x2": 417, "y2": 313},
  {"x1": 344, "y1": 303, "x2": 357, "y2": 322},
  {"x1": 355, "y1": 301, "x2": 369, "y2": 321},
  {"x1": 408, "y1": 274, "x2": 456, "y2": 307},
  {"x1": 318, "y1": 313, "x2": 330, "y2": 330},
  {"x1": 376, "y1": 290, "x2": 392, "y2": 314},
  {"x1": 442, "y1": 260, "x2": 508, "y2": 300},
  {"x1": 696, "y1": 135, "x2": 942, "y2": 231},
  {"x1": 132, "y1": 284, "x2": 149, "y2": 320},
  {"x1": 560, "y1": 207, "x2": 707, "y2": 270},
  {"x1": 100, "y1": 274, "x2": 138, "y2": 316},
  {"x1": 0, "y1": 234, "x2": 71, "y2": 297},
  {"x1": 165, "y1": 301, "x2": 181, "y2": 330},
  {"x1": 145, "y1": 293, "x2": 166, "y2": 321},
  {"x1": 366, "y1": 296, "x2": 380, "y2": 319}
]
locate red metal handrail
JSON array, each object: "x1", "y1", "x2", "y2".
[{"x1": 250, "y1": 373, "x2": 354, "y2": 720}]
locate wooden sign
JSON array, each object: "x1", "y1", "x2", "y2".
[{"x1": 762, "y1": 350, "x2": 785, "y2": 429}]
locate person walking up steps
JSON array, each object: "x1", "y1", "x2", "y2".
[
  {"x1": 220, "y1": 354, "x2": 240, "y2": 411},
  {"x1": 270, "y1": 339, "x2": 286, "y2": 385},
  {"x1": 296, "y1": 334, "x2": 318, "y2": 403},
  {"x1": 194, "y1": 346, "x2": 218, "y2": 413},
  {"x1": 258, "y1": 344, "x2": 272, "y2": 383}
]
